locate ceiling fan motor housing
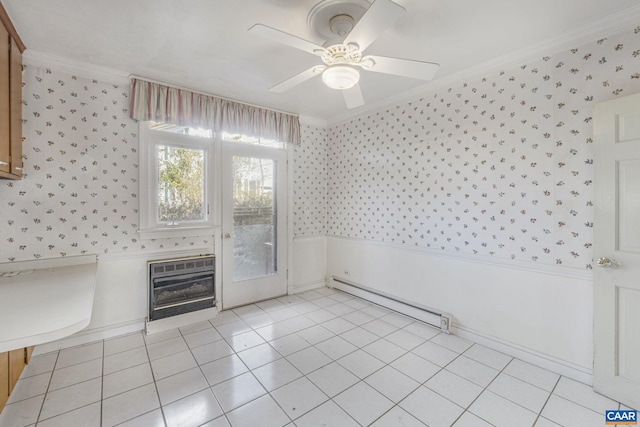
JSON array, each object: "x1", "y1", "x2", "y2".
[
  {"x1": 321, "y1": 44, "x2": 362, "y2": 66},
  {"x1": 329, "y1": 14, "x2": 354, "y2": 36},
  {"x1": 307, "y1": 0, "x2": 369, "y2": 45}
]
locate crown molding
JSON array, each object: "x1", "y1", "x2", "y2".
[
  {"x1": 22, "y1": 50, "x2": 130, "y2": 85},
  {"x1": 328, "y1": 4, "x2": 640, "y2": 126}
]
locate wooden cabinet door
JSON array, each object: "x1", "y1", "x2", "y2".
[
  {"x1": 9, "y1": 35, "x2": 21, "y2": 176},
  {"x1": 0, "y1": 24, "x2": 9, "y2": 175},
  {"x1": 8, "y1": 348, "x2": 24, "y2": 394},
  {"x1": 0, "y1": 352, "x2": 8, "y2": 412}
]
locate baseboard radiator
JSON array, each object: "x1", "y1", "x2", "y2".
[{"x1": 330, "y1": 277, "x2": 452, "y2": 334}]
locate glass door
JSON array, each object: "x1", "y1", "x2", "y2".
[{"x1": 221, "y1": 143, "x2": 287, "y2": 308}]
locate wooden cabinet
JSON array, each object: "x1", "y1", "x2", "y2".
[
  {"x1": 0, "y1": 21, "x2": 9, "y2": 176},
  {"x1": 0, "y1": 346, "x2": 33, "y2": 413},
  {"x1": 7, "y1": 349, "x2": 24, "y2": 394},
  {"x1": 0, "y1": 2, "x2": 24, "y2": 180}
]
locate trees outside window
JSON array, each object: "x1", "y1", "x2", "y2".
[{"x1": 157, "y1": 145, "x2": 205, "y2": 224}]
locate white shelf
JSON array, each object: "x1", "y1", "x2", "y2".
[{"x1": 0, "y1": 255, "x2": 97, "y2": 353}]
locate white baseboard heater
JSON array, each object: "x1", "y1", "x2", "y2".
[{"x1": 330, "y1": 277, "x2": 452, "y2": 334}]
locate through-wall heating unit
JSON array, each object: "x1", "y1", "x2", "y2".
[
  {"x1": 330, "y1": 277, "x2": 452, "y2": 334},
  {"x1": 146, "y1": 255, "x2": 217, "y2": 334}
]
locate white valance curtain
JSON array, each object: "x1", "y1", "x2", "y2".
[{"x1": 129, "y1": 77, "x2": 300, "y2": 145}]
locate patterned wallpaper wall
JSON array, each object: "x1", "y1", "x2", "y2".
[
  {"x1": 0, "y1": 65, "x2": 324, "y2": 263},
  {"x1": 293, "y1": 123, "x2": 328, "y2": 237},
  {"x1": 327, "y1": 27, "x2": 640, "y2": 270},
  {"x1": 2, "y1": 26, "x2": 638, "y2": 267},
  {"x1": 0, "y1": 66, "x2": 209, "y2": 262}
]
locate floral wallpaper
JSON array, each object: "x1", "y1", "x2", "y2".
[
  {"x1": 327, "y1": 27, "x2": 640, "y2": 270},
  {"x1": 293, "y1": 123, "x2": 328, "y2": 237},
  {"x1": 2, "y1": 26, "x2": 638, "y2": 268},
  {"x1": 0, "y1": 65, "x2": 325, "y2": 263},
  {"x1": 0, "y1": 66, "x2": 210, "y2": 262}
]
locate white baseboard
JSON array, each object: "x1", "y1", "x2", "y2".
[
  {"x1": 33, "y1": 307, "x2": 223, "y2": 354},
  {"x1": 33, "y1": 319, "x2": 145, "y2": 356},
  {"x1": 289, "y1": 279, "x2": 327, "y2": 294},
  {"x1": 453, "y1": 324, "x2": 593, "y2": 385}
]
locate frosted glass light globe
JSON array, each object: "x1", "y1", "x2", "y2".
[{"x1": 322, "y1": 65, "x2": 360, "y2": 90}]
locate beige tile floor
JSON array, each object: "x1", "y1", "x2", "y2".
[{"x1": 0, "y1": 287, "x2": 631, "y2": 427}]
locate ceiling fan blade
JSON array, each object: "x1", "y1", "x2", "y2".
[
  {"x1": 364, "y1": 55, "x2": 440, "y2": 80},
  {"x1": 248, "y1": 24, "x2": 326, "y2": 56},
  {"x1": 269, "y1": 66, "x2": 325, "y2": 93},
  {"x1": 342, "y1": 83, "x2": 364, "y2": 109},
  {"x1": 343, "y1": 0, "x2": 405, "y2": 52}
]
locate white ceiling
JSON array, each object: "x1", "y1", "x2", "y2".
[{"x1": 3, "y1": 0, "x2": 639, "y2": 121}]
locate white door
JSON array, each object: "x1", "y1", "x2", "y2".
[
  {"x1": 221, "y1": 143, "x2": 288, "y2": 308},
  {"x1": 593, "y1": 92, "x2": 640, "y2": 409}
]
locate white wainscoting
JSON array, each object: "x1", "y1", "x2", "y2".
[
  {"x1": 33, "y1": 235, "x2": 595, "y2": 385},
  {"x1": 290, "y1": 236, "x2": 327, "y2": 293},
  {"x1": 35, "y1": 246, "x2": 216, "y2": 354},
  {"x1": 326, "y1": 236, "x2": 594, "y2": 384}
]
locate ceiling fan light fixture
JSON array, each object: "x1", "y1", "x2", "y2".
[{"x1": 322, "y1": 65, "x2": 360, "y2": 90}]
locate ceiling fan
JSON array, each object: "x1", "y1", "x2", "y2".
[{"x1": 248, "y1": 0, "x2": 439, "y2": 109}]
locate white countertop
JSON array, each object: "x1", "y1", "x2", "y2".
[{"x1": 0, "y1": 255, "x2": 97, "y2": 353}]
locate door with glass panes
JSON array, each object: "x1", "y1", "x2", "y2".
[{"x1": 221, "y1": 140, "x2": 287, "y2": 308}]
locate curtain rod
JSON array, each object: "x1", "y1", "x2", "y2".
[{"x1": 128, "y1": 74, "x2": 299, "y2": 118}]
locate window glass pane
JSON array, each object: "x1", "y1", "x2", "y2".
[
  {"x1": 157, "y1": 145, "x2": 205, "y2": 224},
  {"x1": 222, "y1": 132, "x2": 283, "y2": 149},
  {"x1": 233, "y1": 156, "x2": 276, "y2": 281}
]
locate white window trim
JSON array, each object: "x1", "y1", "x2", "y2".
[{"x1": 138, "y1": 122, "x2": 217, "y2": 240}]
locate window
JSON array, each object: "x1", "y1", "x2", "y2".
[
  {"x1": 139, "y1": 122, "x2": 216, "y2": 239},
  {"x1": 157, "y1": 144, "x2": 205, "y2": 224},
  {"x1": 138, "y1": 122, "x2": 286, "y2": 240}
]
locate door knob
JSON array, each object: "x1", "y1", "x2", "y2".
[
  {"x1": 224, "y1": 233, "x2": 231, "y2": 239},
  {"x1": 596, "y1": 257, "x2": 613, "y2": 268}
]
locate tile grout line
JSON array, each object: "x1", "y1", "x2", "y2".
[
  {"x1": 533, "y1": 374, "x2": 562, "y2": 426},
  {"x1": 341, "y1": 319, "x2": 445, "y2": 424},
  {"x1": 100, "y1": 333, "x2": 162, "y2": 425},
  {"x1": 234, "y1": 303, "x2": 325, "y2": 425},
  {"x1": 297, "y1": 306, "x2": 430, "y2": 426},
  {"x1": 15, "y1": 294, "x2": 415, "y2": 424},
  {"x1": 143, "y1": 330, "x2": 169, "y2": 427},
  {"x1": 186, "y1": 319, "x2": 235, "y2": 427},
  {"x1": 34, "y1": 349, "x2": 60, "y2": 426},
  {"x1": 30, "y1": 347, "x2": 104, "y2": 425},
  {"x1": 8, "y1": 289, "x2": 627, "y2": 427},
  {"x1": 217, "y1": 304, "x2": 314, "y2": 424},
  {"x1": 227, "y1": 297, "x2": 374, "y2": 425},
  {"x1": 446, "y1": 345, "x2": 512, "y2": 427}
]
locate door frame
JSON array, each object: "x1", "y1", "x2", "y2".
[{"x1": 220, "y1": 142, "x2": 288, "y2": 309}]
